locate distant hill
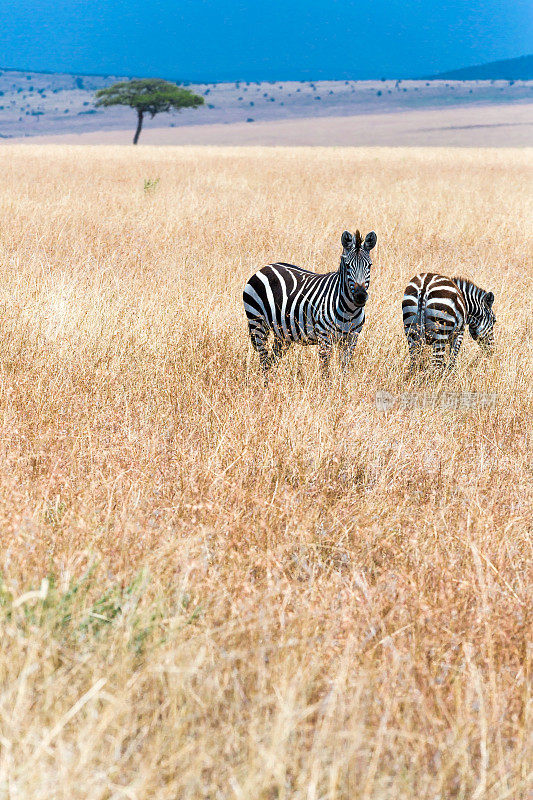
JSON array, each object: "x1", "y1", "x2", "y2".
[{"x1": 427, "y1": 55, "x2": 533, "y2": 81}]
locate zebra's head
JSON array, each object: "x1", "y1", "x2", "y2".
[
  {"x1": 468, "y1": 290, "x2": 496, "y2": 353},
  {"x1": 340, "y1": 229, "x2": 377, "y2": 307}
]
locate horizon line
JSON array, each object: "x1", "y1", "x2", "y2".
[{"x1": 1, "y1": 52, "x2": 531, "y2": 85}]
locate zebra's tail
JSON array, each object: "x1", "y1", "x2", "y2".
[{"x1": 417, "y1": 287, "x2": 427, "y2": 342}]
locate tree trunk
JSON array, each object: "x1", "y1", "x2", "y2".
[{"x1": 133, "y1": 109, "x2": 144, "y2": 144}]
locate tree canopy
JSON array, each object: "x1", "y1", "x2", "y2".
[{"x1": 95, "y1": 78, "x2": 204, "y2": 143}]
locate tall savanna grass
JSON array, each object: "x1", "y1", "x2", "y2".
[{"x1": 0, "y1": 145, "x2": 531, "y2": 799}]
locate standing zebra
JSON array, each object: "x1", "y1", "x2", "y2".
[
  {"x1": 402, "y1": 272, "x2": 495, "y2": 371},
  {"x1": 243, "y1": 229, "x2": 377, "y2": 379}
]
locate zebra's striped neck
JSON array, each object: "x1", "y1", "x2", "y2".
[
  {"x1": 452, "y1": 277, "x2": 485, "y2": 325},
  {"x1": 337, "y1": 260, "x2": 359, "y2": 314}
]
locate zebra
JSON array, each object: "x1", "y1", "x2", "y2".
[
  {"x1": 402, "y1": 272, "x2": 495, "y2": 371},
  {"x1": 243, "y1": 229, "x2": 377, "y2": 379}
]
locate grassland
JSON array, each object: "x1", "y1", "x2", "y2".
[{"x1": 0, "y1": 145, "x2": 531, "y2": 799}]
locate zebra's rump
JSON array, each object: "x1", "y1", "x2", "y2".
[{"x1": 402, "y1": 272, "x2": 466, "y2": 343}]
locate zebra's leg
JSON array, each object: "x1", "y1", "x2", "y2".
[
  {"x1": 270, "y1": 336, "x2": 291, "y2": 370},
  {"x1": 318, "y1": 338, "x2": 333, "y2": 380},
  {"x1": 406, "y1": 330, "x2": 422, "y2": 373},
  {"x1": 338, "y1": 333, "x2": 359, "y2": 371},
  {"x1": 447, "y1": 330, "x2": 464, "y2": 370},
  {"x1": 247, "y1": 318, "x2": 272, "y2": 377},
  {"x1": 432, "y1": 341, "x2": 447, "y2": 371}
]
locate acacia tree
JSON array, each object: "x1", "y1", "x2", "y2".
[{"x1": 95, "y1": 78, "x2": 204, "y2": 144}]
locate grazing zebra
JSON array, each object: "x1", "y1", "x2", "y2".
[
  {"x1": 402, "y1": 272, "x2": 495, "y2": 371},
  {"x1": 243, "y1": 229, "x2": 377, "y2": 379}
]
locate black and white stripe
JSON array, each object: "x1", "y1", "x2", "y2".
[
  {"x1": 402, "y1": 272, "x2": 496, "y2": 370},
  {"x1": 243, "y1": 229, "x2": 377, "y2": 378}
]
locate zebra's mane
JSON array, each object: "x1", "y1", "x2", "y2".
[
  {"x1": 452, "y1": 276, "x2": 481, "y2": 293},
  {"x1": 354, "y1": 230, "x2": 363, "y2": 252}
]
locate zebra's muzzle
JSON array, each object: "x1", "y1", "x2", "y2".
[
  {"x1": 480, "y1": 336, "x2": 495, "y2": 355},
  {"x1": 353, "y1": 288, "x2": 368, "y2": 307}
]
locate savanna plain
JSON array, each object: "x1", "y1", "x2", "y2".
[{"x1": 0, "y1": 144, "x2": 531, "y2": 800}]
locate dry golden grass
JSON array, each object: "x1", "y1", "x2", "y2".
[{"x1": 0, "y1": 145, "x2": 531, "y2": 799}]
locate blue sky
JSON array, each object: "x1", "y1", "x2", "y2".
[{"x1": 0, "y1": 0, "x2": 531, "y2": 81}]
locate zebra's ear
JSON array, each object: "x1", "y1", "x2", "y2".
[
  {"x1": 363, "y1": 231, "x2": 377, "y2": 251},
  {"x1": 341, "y1": 230, "x2": 353, "y2": 250},
  {"x1": 485, "y1": 291, "x2": 494, "y2": 307}
]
